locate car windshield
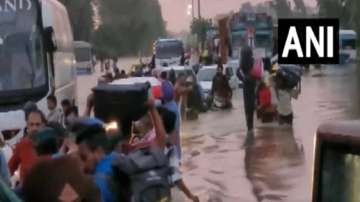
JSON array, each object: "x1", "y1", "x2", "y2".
[
  {"x1": 0, "y1": 1, "x2": 46, "y2": 92},
  {"x1": 197, "y1": 68, "x2": 217, "y2": 82},
  {"x1": 75, "y1": 47, "x2": 91, "y2": 62},
  {"x1": 155, "y1": 40, "x2": 183, "y2": 59}
]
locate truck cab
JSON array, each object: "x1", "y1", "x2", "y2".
[{"x1": 312, "y1": 121, "x2": 360, "y2": 202}]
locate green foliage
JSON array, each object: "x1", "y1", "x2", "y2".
[
  {"x1": 92, "y1": 0, "x2": 166, "y2": 58},
  {"x1": 273, "y1": 0, "x2": 292, "y2": 18},
  {"x1": 58, "y1": 0, "x2": 94, "y2": 42},
  {"x1": 293, "y1": 0, "x2": 307, "y2": 17},
  {"x1": 317, "y1": 0, "x2": 352, "y2": 28},
  {"x1": 190, "y1": 18, "x2": 212, "y2": 47}
]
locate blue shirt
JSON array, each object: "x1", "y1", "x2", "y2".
[{"x1": 94, "y1": 152, "x2": 118, "y2": 202}]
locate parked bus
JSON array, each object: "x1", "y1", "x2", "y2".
[
  {"x1": 0, "y1": 0, "x2": 77, "y2": 159},
  {"x1": 339, "y1": 29, "x2": 357, "y2": 64},
  {"x1": 154, "y1": 38, "x2": 185, "y2": 68},
  {"x1": 74, "y1": 41, "x2": 94, "y2": 74}
]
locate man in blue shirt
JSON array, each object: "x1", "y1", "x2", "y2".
[{"x1": 74, "y1": 118, "x2": 119, "y2": 202}]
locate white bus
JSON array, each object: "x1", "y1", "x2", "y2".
[
  {"x1": 74, "y1": 41, "x2": 94, "y2": 74},
  {"x1": 0, "y1": 0, "x2": 77, "y2": 159},
  {"x1": 154, "y1": 38, "x2": 185, "y2": 68},
  {"x1": 339, "y1": 29, "x2": 357, "y2": 64}
]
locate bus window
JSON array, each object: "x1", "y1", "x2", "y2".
[
  {"x1": 75, "y1": 47, "x2": 91, "y2": 62},
  {"x1": 155, "y1": 40, "x2": 183, "y2": 59},
  {"x1": 341, "y1": 39, "x2": 356, "y2": 49}
]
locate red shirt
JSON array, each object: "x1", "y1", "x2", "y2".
[
  {"x1": 8, "y1": 137, "x2": 39, "y2": 183},
  {"x1": 259, "y1": 87, "x2": 271, "y2": 107}
]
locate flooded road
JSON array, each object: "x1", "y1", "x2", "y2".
[
  {"x1": 77, "y1": 61, "x2": 360, "y2": 201},
  {"x1": 178, "y1": 64, "x2": 360, "y2": 202}
]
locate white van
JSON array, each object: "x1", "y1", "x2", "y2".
[
  {"x1": 74, "y1": 41, "x2": 94, "y2": 74},
  {"x1": 339, "y1": 29, "x2": 357, "y2": 64},
  {"x1": 154, "y1": 39, "x2": 185, "y2": 68},
  {"x1": 0, "y1": 0, "x2": 77, "y2": 160}
]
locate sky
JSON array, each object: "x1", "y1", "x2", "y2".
[{"x1": 159, "y1": 0, "x2": 317, "y2": 32}]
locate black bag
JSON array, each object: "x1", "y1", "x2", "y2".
[
  {"x1": 115, "y1": 148, "x2": 172, "y2": 202},
  {"x1": 277, "y1": 66, "x2": 301, "y2": 90},
  {"x1": 92, "y1": 83, "x2": 150, "y2": 136}
]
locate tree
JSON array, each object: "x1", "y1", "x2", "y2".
[
  {"x1": 190, "y1": 18, "x2": 212, "y2": 49},
  {"x1": 58, "y1": 0, "x2": 94, "y2": 41},
  {"x1": 293, "y1": 0, "x2": 307, "y2": 17},
  {"x1": 92, "y1": 0, "x2": 166, "y2": 58},
  {"x1": 317, "y1": 0, "x2": 352, "y2": 28},
  {"x1": 273, "y1": 0, "x2": 292, "y2": 18}
]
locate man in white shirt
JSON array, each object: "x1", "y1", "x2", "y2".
[{"x1": 47, "y1": 95, "x2": 63, "y2": 125}]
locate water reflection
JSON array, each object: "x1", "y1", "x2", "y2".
[{"x1": 244, "y1": 127, "x2": 305, "y2": 202}]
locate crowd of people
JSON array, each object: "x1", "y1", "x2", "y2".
[
  {"x1": 239, "y1": 46, "x2": 301, "y2": 134},
  {"x1": 0, "y1": 58, "x2": 201, "y2": 201}
]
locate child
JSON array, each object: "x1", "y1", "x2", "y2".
[
  {"x1": 130, "y1": 107, "x2": 199, "y2": 202},
  {"x1": 257, "y1": 81, "x2": 277, "y2": 123},
  {"x1": 274, "y1": 74, "x2": 300, "y2": 126}
]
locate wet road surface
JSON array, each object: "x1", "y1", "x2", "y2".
[
  {"x1": 77, "y1": 61, "x2": 360, "y2": 201},
  {"x1": 178, "y1": 64, "x2": 360, "y2": 201}
]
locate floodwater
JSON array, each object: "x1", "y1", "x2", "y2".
[
  {"x1": 77, "y1": 61, "x2": 360, "y2": 201},
  {"x1": 177, "y1": 64, "x2": 360, "y2": 202}
]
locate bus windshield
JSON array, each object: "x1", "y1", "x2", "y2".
[
  {"x1": 0, "y1": 0, "x2": 46, "y2": 93},
  {"x1": 75, "y1": 47, "x2": 91, "y2": 62},
  {"x1": 155, "y1": 40, "x2": 183, "y2": 59}
]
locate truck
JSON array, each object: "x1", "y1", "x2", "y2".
[
  {"x1": 230, "y1": 12, "x2": 274, "y2": 59},
  {"x1": 0, "y1": 0, "x2": 77, "y2": 160}
]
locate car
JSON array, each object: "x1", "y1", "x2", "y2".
[
  {"x1": 197, "y1": 65, "x2": 239, "y2": 94},
  {"x1": 161, "y1": 66, "x2": 208, "y2": 112}
]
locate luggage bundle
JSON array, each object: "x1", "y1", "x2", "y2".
[
  {"x1": 114, "y1": 148, "x2": 172, "y2": 202},
  {"x1": 92, "y1": 82, "x2": 150, "y2": 136},
  {"x1": 275, "y1": 65, "x2": 302, "y2": 90}
]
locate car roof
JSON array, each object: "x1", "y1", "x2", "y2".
[
  {"x1": 201, "y1": 64, "x2": 232, "y2": 70},
  {"x1": 111, "y1": 77, "x2": 161, "y2": 86},
  {"x1": 201, "y1": 65, "x2": 217, "y2": 70},
  {"x1": 157, "y1": 38, "x2": 181, "y2": 43},
  {"x1": 340, "y1": 29, "x2": 357, "y2": 36},
  {"x1": 162, "y1": 66, "x2": 193, "y2": 71}
]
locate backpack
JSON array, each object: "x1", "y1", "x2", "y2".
[{"x1": 115, "y1": 148, "x2": 172, "y2": 202}]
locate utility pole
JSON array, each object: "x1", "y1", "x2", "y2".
[
  {"x1": 192, "y1": 0, "x2": 195, "y2": 19},
  {"x1": 198, "y1": 0, "x2": 201, "y2": 19}
]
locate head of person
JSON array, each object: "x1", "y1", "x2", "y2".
[
  {"x1": 114, "y1": 67, "x2": 120, "y2": 75},
  {"x1": 26, "y1": 109, "x2": 46, "y2": 137},
  {"x1": 33, "y1": 127, "x2": 60, "y2": 156},
  {"x1": 240, "y1": 46, "x2": 254, "y2": 74},
  {"x1": 61, "y1": 99, "x2": 72, "y2": 114},
  {"x1": 47, "y1": 95, "x2": 57, "y2": 111},
  {"x1": 46, "y1": 121, "x2": 67, "y2": 149},
  {"x1": 23, "y1": 101, "x2": 38, "y2": 119},
  {"x1": 74, "y1": 119, "x2": 109, "y2": 174},
  {"x1": 22, "y1": 156, "x2": 101, "y2": 202},
  {"x1": 121, "y1": 70, "x2": 126, "y2": 75},
  {"x1": 177, "y1": 72, "x2": 187, "y2": 84},
  {"x1": 160, "y1": 71, "x2": 168, "y2": 81}
]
